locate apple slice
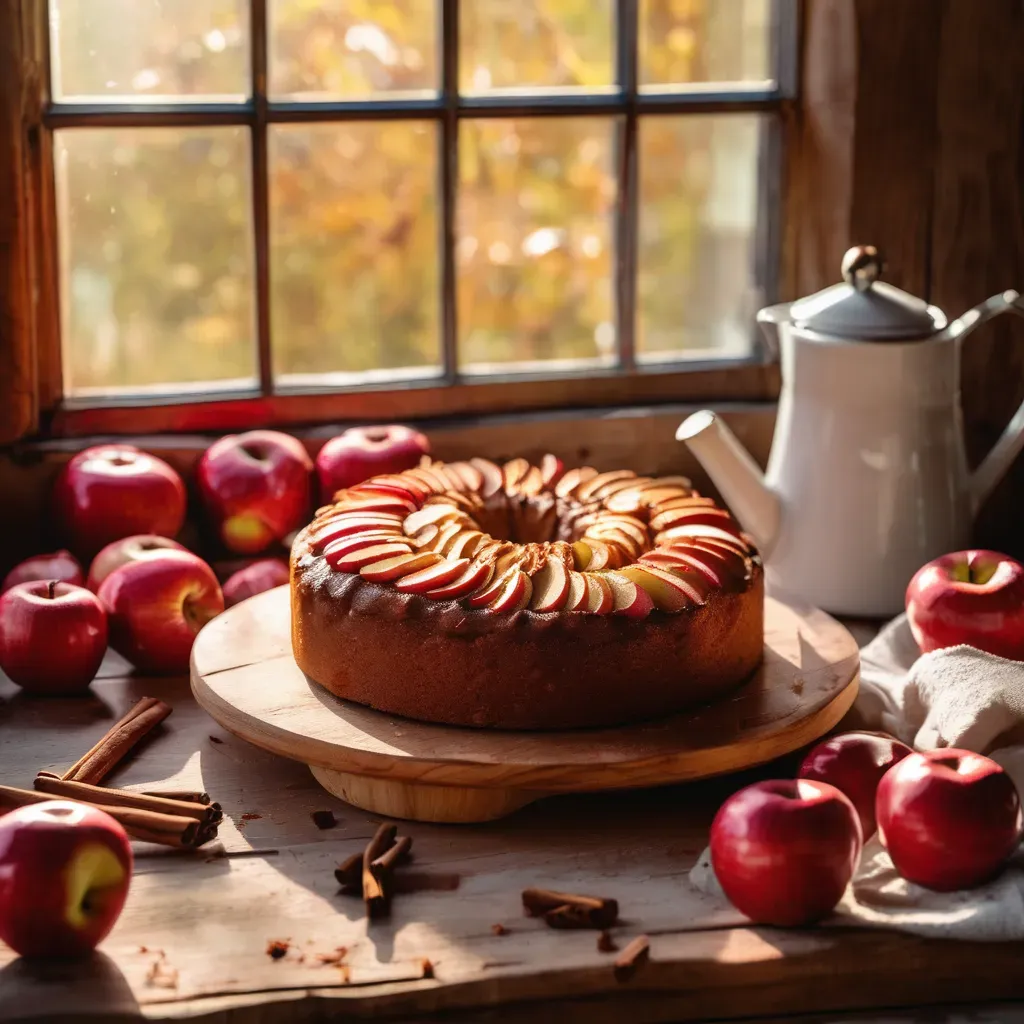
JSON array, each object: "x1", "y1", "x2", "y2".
[
  {"x1": 395, "y1": 557, "x2": 469, "y2": 594},
  {"x1": 619, "y1": 563, "x2": 707, "y2": 611},
  {"x1": 360, "y1": 550, "x2": 443, "y2": 582},
  {"x1": 576, "y1": 470, "x2": 636, "y2": 504},
  {"x1": 572, "y1": 540, "x2": 593, "y2": 570},
  {"x1": 591, "y1": 514, "x2": 648, "y2": 547},
  {"x1": 403, "y1": 465, "x2": 452, "y2": 494},
  {"x1": 529, "y1": 558, "x2": 571, "y2": 612},
  {"x1": 518, "y1": 465, "x2": 544, "y2": 496},
  {"x1": 425, "y1": 557, "x2": 494, "y2": 600},
  {"x1": 502, "y1": 458, "x2": 530, "y2": 493},
  {"x1": 586, "y1": 526, "x2": 640, "y2": 560},
  {"x1": 328, "y1": 542, "x2": 415, "y2": 573},
  {"x1": 333, "y1": 493, "x2": 418, "y2": 516},
  {"x1": 582, "y1": 573, "x2": 614, "y2": 614},
  {"x1": 448, "y1": 461, "x2": 484, "y2": 494},
  {"x1": 431, "y1": 521, "x2": 469, "y2": 555},
  {"x1": 641, "y1": 548, "x2": 727, "y2": 587},
  {"x1": 540, "y1": 453, "x2": 564, "y2": 488},
  {"x1": 657, "y1": 524, "x2": 750, "y2": 549},
  {"x1": 649, "y1": 507, "x2": 743, "y2": 535},
  {"x1": 469, "y1": 458, "x2": 505, "y2": 499},
  {"x1": 349, "y1": 480, "x2": 425, "y2": 505},
  {"x1": 494, "y1": 546, "x2": 529, "y2": 577},
  {"x1": 322, "y1": 530, "x2": 410, "y2": 561},
  {"x1": 565, "y1": 570, "x2": 588, "y2": 610},
  {"x1": 555, "y1": 467, "x2": 599, "y2": 499},
  {"x1": 403, "y1": 503, "x2": 463, "y2": 536},
  {"x1": 649, "y1": 501, "x2": 723, "y2": 532},
  {"x1": 447, "y1": 529, "x2": 485, "y2": 560},
  {"x1": 594, "y1": 475, "x2": 653, "y2": 501},
  {"x1": 604, "y1": 572, "x2": 655, "y2": 618},
  {"x1": 309, "y1": 514, "x2": 404, "y2": 550},
  {"x1": 365, "y1": 473, "x2": 432, "y2": 500},
  {"x1": 486, "y1": 569, "x2": 532, "y2": 613},
  {"x1": 585, "y1": 538, "x2": 614, "y2": 571}
]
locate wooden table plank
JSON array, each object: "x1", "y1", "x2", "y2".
[{"x1": 1, "y1": 655, "x2": 1022, "y2": 1022}]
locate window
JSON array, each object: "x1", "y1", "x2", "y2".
[{"x1": 36, "y1": 0, "x2": 793, "y2": 432}]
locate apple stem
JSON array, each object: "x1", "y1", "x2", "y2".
[{"x1": 47, "y1": 579, "x2": 57, "y2": 600}]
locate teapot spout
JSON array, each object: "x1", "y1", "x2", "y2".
[{"x1": 676, "y1": 410, "x2": 780, "y2": 555}]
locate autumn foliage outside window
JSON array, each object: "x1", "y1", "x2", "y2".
[{"x1": 45, "y1": 0, "x2": 785, "y2": 412}]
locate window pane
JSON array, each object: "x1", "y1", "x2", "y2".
[
  {"x1": 270, "y1": 0, "x2": 438, "y2": 99},
  {"x1": 460, "y1": 0, "x2": 614, "y2": 93},
  {"x1": 270, "y1": 122, "x2": 440, "y2": 382},
  {"x1": 639, "y1": 0, "x2": 773, "y2": 88},
  {"x1": 50, "y1": 0, "x2": 249, "y2": 102},
  {"x1": 638, "y1": 114, "x2": 763, "y2": 361},
  {"x1": 458, "y1": 118, "x2": 616, "y2": 373},
  {"x1": 56, "y1": 128, "x2": 257, "y2": 395}
]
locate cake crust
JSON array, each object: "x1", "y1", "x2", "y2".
[{"x1": 290, "y1": 456, "x2": 764, "y2": 731}]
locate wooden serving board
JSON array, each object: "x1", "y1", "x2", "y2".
[{"x1": 190, "y1": 587, "x2": 859, "y2": 823}]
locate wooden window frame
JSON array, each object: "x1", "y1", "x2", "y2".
[{"x1": 0, "y1": 0, "x2": 794, "y2": 441}]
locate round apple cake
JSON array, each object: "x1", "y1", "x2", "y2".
[{"x1": 290, "y1": 456, "x2": 764, "y2": 729}]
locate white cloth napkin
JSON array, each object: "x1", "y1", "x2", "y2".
[{"x1": 689, "y1": 615, "x2": 1024, "y2": 939}]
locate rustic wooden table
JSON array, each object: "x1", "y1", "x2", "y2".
[{"x1": 2, "y1": 644, "x2": 1023, "y2": 1024}]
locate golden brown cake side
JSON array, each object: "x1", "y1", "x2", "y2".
[
  {"x1": 291, "y1": 553, "x2": 763, "y2": 729},
  {"x1": 289, "y1": 456, "x2": 764, "y2": 730}
]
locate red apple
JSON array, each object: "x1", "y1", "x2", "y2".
[
  {"x1": 0, "y1": 581, "x2": 108, "y2": 695},
  {"x1": 876, "y1": 748, "x2": 1022, "y2": 891},
  {"x1": 222, "y1": 558, "x2": 290, "y2": 607},
  {"x1": 197, "y1": 430, "x2": 312, "y2": 555},
  {"x1": 54, "y1": 445, "x2": 186, "y2": 559},
  {"x1": 2, "y1": 550, "x2": 84, "y2": 594},
  {"x1": 86, "y1": 534, "x2": 187, "y2": 592},
  {"x1": 316, "y1": 425, "x2": 431, "y2": 504},
  {"x1": 798, "y1": 731, "x2": 913, "y2": 839},
  {"x1": 0, "y1": 800, "x2": 132, "y2": 957},
  {"x1": 905, "y1": 549, "x2": 1024, "y2": 659},
  {"x1": 97, "y1": 550, "x2": 224, "y2": 674},
  {"x1": 710, "y1": 779, "x2": 863, "y2": 926}
]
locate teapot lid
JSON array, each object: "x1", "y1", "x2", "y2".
[{"x1": 791, "y1": 246, "x2": 948, "y2": 339}]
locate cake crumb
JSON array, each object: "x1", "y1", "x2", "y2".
[
  {"x1": 597, "y1": 930, "x2": 618, "y2": 953},
  {"x1": 421, "y1": 958, "x2": 435, "y2": 979},
  {"x1": 241, "y1": 812, "x2": 262, "y2": 821},
  {"x1": 315, "y1": 947, "x2": 348, "y2": 965},
  {"x1": 266, "y1": 939, "x2": 290, "y2": 960},
  {"x1": 491, "y1": 923, "x2": 507, "y2": 936},
  {"x1": 209, "y1": 735, "x2": 224, "y2": 744},
  {"x1": 311, "y1": 810, "x2": 337, "y2": 830}
]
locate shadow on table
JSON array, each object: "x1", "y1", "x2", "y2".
[{"x1": 0, "y1": 950, "x2": 142, "y2": 1023}]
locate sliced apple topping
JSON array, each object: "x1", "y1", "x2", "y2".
[
  {"x1": 566, "y1": 570, "x2": 589, "y2": 611},
  {"x1": 403, "y1": 503, "x2": 464, "y2": 536},
  {"x1": 576, "y1": 470, "x2": 636, "y2": 504},
  {"x1": 486, "y1": 569, "x2": 532, "y2": 613},
  {"x1": 432, "y1": 521, "x2": 469, "y2": 554},
  {"x1": 309, "y1": 514, "x2": 404, "y2": 550},
  {"x1": 502, "y1": 457, "x2": 530, "y2": 494},
  {"x1": 642, "y1": 544, "x2": 746, "y2": 587},
  {"x1": 333, "y1": 493, "x2": 418, "y2": 516},
  {"x1": 528, "y1": 557, "x2": 570, "y2": 612},
  {"x1": 585, "y1": 527, "x2": 639, "y2": 562},
  {"x1": 518, "y1": 465, "x2": 544, "y2": 496},
  {"x1": 593, "y1": 475, "x2": 652, "y2": 500},
  {"x1": 322, "y1": 530, "x2": 411, "y2": 561},
  {"x1": 360, "y1": 550, "x2": 443, "y2": 583},
  {"x1": 350, "y1": 477, "x2": 427, "y2": 503},
  {"x1": 448, "y1": 461, "x2": 484, "y2": 494},
  {"x1": 604, "y1": 572, "x2": 655, "y2": 618},
  {"x1": 619, "y1": 563, "x2": 708, "y2": 612},
  {"x1": 424, "y1": 556, "x2": 494, "y2": 600},
  {"x1": 555, "y1": 466, "x2": 599, "y2": 499},
  {"x1": 395, "y1": 557, "x2": 470, "y2": 594},
  {"x1": 656, "y1": 524, "x2": 748, "y2": 549},
  {"x1": 447, "y1": 529, "x2": 486, "y2": 560},
  {"x1": 648, "y1": 507, "x2": 742, "y2": 535},
  {"x1": 328, "y1": 542, "x2": 416, "y2": 573},
  {"x1": 540, "y1": 453, "x2": 564, "y2": 488},
  {"x1": 582, "y1": 573, "x2": 613, "y2": 614},
  {"x1": 572, "y1": 539, "x2": 593, "y2": 570},
  {"x1": 469, "y1": 457, "x2": 505, "y2": 499},
  {"x1": 546, "y1": 540, "x2": 575, "y2": 569},
  {"x1": 573, "y1": 538, "x2": 616, "y2": 571},
  {"x1": 403, "y1": 464, "x2": 452, "y2": 494}
]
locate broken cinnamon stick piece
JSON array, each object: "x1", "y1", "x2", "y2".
[
  {"x1": 34, "y1": 776, "x2": 220, "y2": 824},
  {"x1": 362, "y1": 824, "x2": 397, "y2": 919},
  {"x1": 62, "y1": 697, "x2": 173, "y2": 785},
  {"x1": 370, "y1": 834, "x2": 412, "y2": 876},
  {"x1": 521, "y1": 888, "x2": 619, "y2": 929},
  {"x1": 334, "y1": 852, "x2": 363, "y2": 894},
  {"x1": 613, "y1": 935, "x2": 650, "y2": 982}
]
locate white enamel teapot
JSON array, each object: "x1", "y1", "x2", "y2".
[{"x1": 677, "y1": 245, "x2": 1024, "y2": 617}]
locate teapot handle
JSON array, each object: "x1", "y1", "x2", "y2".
[{"x1": 964, "y1": 290, "x2": 1024, "y2": 512}]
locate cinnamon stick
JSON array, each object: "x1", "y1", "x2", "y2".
[
  {"x1": 362, "y1": 824, "x2": 397, "y2": 919},
  {"x1": 0, "y1": 785, "x2": 212, "y2": 849},
  {"x1": 613, "y1": 935, "x2": 650, "y2": 983},
  {"x1": 62, "y1": 698, "x2": 173, "y2": 785},
  {"x1": 334, "y1": 852, "x2": 362, "y2": 894},
  {"x1": 370, "y1": 834, "x2": 412, "y2": 876},
  {"x1": 143, "y1": 789, "x2": 212, "y2": 806},
  {"x1": 521, "y1": 888, "x2": 619, "y2": 929},
  {"x1": 34, "y1": 776, "x2": 221, "y2": 825}
]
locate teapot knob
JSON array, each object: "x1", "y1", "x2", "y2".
[{"x1": 841, "y1": 245, "x2": 883, "y2": 292}]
